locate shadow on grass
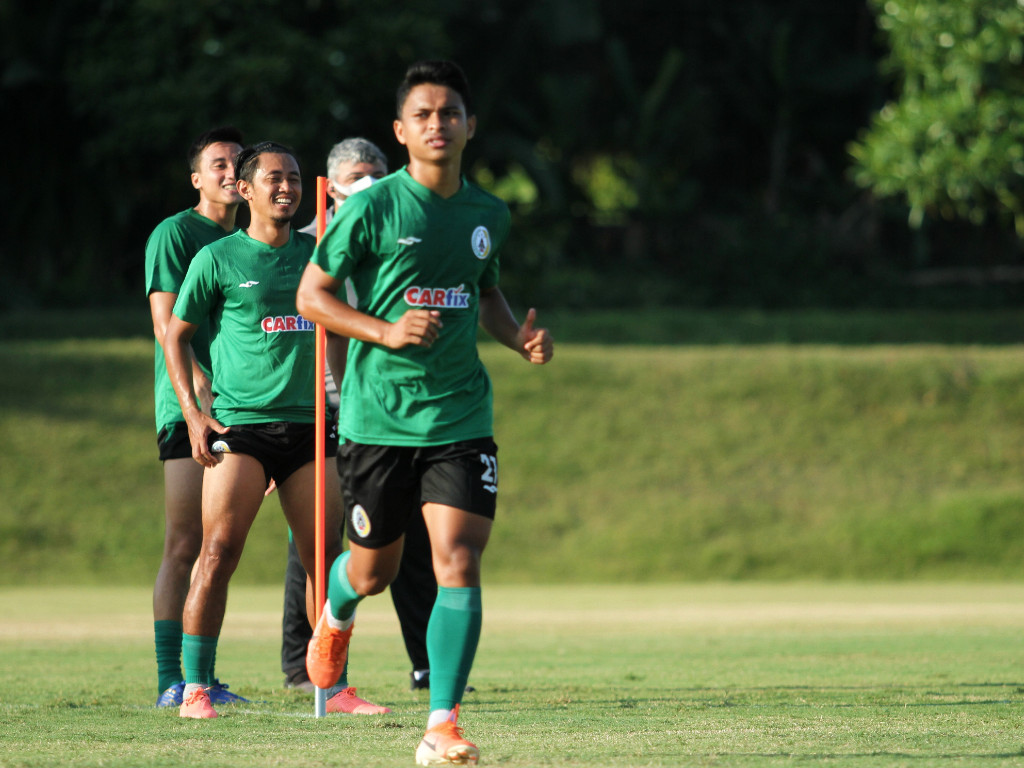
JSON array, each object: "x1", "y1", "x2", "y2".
[
  {"x1": 703, "y1": 752, "x2": 1024, "y2": 760},
  {"x1": 502, "y1": 681, "x2": 1024, "y2": 710}
]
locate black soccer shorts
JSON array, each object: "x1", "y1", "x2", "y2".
[
  {"x1": 208, "y1": 417, "x2": 338, "y2": 486},
  {"x1": 156, "y1": 422, "x2": 192, "y2": 461},
  {"x1": 337, "y1": 437, "x2": 499, "y2": 549}
]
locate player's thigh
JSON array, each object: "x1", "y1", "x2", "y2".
[
  {"x1": 418, "y1": 437, "x2": 496, "y2": 586},
  {"x1": 278, "y1": 461, "x2": 344, "y2": 573},
  {"x1": 163, "y1": 457, "x2": 203, "y2": 531},
  {"x1": 422, "y1": 503, "x2": 492, "y2": 588},
  {"x1": 200, "y1": 453, "x2": 267, "y2": 549},
  {"x1": 338, "y1": 441, "x2": 419, "y2": 547}
]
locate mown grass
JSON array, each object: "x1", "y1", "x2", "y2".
[
  {"x1": 2, "y1": 584, "x2": 1024, "y2": 767},
  {"x1": 3, "y1": 308, "x2": 1024, "y2": 584}
]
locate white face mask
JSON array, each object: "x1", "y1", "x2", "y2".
[{"x1": 334, "y1": 174, "x2": 378, "y2": 198}]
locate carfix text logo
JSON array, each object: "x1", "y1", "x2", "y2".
[
  {"x1": 262, "y1": 315, "x2": 315, "y2": 333},
  {"x1": 404, "y1": 284, "x2": 470, "y2": 308}
]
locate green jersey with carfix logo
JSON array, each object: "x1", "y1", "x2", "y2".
[
  {"x1": 174, "y1": 229, "x2": 317, "y2": 426},
  {"x1": 144, "y1": 208, "x2": 235, "y2": 432},
  {"x1": 312, "y1": 167, "x2": 509, "y2": 446}
]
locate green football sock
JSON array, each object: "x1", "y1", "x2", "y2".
[
  {"x1": 326, "y1": 652, "x2": 350, "y2": 691},
  {"x1": 426, "y1": 586, "x2": 481, "y2": 712},
  {"x1": 335, "y1": 660, "x2": 349, "y2": 689},
  {"x1": 154, "y1": 620, "x2": 184, "y2": 693},
  {"x1": 327, "y1": 551, "x2": 362, "y2": 622},
  {"x1": 182, "y1": 633, "x2": 218, "y2": 687}
]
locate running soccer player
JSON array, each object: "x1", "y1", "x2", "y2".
[
  {"x1": 144, "y1": 126, "x2": 248, "y2": 709},
  {"x1": 296, "y1": 61, "x2": 553, "y2": 765},
  {"x1": 163, "y1": 141, "x2": 387, "y2": 719},
  {"x1": 281, "y1": 137, "x2": 442, "y2": 695}
]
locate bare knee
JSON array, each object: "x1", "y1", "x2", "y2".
[
  {"x1": 347, "y1": 570, "x2": 394, "y2": 597},
  {"x1": 162, "y1": 525, "x2": 202, "y2": 567},
  {"x1": 345, "y1": 554, "x2": 400, "y2": 597},
  {"x1": 294, "y1": 532, "x2": 343, "y2": 579},
  {"x1": 195, "y1": 537, "x2": 243, "y2": 585},
  {"x1": 432, "y1": 545, "x2": 482, "y2": 587},
  {"x1": 345, "y1": 540, "x2": 404, "y2": 597},
  {"x1": 356, "y1": 578, "x2": 389, "y2": 597}
]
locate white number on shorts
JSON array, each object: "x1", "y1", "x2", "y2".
[{"x1": 480, "y1": 453, "x2": 498, "y2": 494}]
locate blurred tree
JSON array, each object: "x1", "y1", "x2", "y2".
[
  {"x1": 10, "y1": 0, "x2": 1001, "y2": 311},
  {"x1": 2, "y1": 0, "x2": 453, "y2": 307},
  {"x1": 0, "y1": 0, "x2": 96, "y2": 308},
  {"x1": 448, "y1": 0, "x2": 881, "y2": 306},
  {"x1": 67, "y1": 0, "x2": 457, "y2": 296},
  {"x1": 850, "y1": 0, "x2": 1024, "y2": 235}
]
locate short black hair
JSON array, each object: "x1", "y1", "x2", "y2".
[
  {"x1": 187, "y1": 126, "x2": 244, "y2": 172},
  {"x1": 234, "y1": 141, "x2": 299, "y2": 184},
  {"x1": 396, "y1": 60, "x2": 474, "y2": 118}
]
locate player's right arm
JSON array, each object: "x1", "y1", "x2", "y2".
[
  {"x1": 325, "y1": 330, "x2": 349, "y2": 387},
  {"x1": 149, "y1": 291, "x2": 213, "y2": 414},
  {"x1": 164, "y1": 314, "x2": 228, "y2": 468},
  {"x1": 296, "y1": 261, "x2": 441, "y2": 349},
  {"x1": 145, "y1": 219, "x2": 215, "y2": 414}
]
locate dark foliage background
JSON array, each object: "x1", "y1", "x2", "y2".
[{"x1": 2, "y1": 0, "x2": 1021, "y2": 312}]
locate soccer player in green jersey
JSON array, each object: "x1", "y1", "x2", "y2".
[
  {"x1": 144, "y1": 126, "x2": 248, "y2": 709},
  {"x1": 163, "y1": 142, "x2": 387, "y2": 719},
  {"x1": 284, "y1": 137, "x2": 443, "y2": 695},
  {"x1": 297, "y1": 61, "x2": 553, "y2": 765}
]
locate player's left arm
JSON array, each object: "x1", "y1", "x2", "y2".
[{"x1": 478, "y1": 286, "x2": 553, "y2": 364}]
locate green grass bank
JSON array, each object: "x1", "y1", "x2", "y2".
[{"x1": 2, "y1": 308, "x2": 1024, "y2": 585}]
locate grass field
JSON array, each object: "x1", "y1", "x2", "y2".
[
  {"x1": 2, "y1": 584, "x2": 1024, "y2": 767},
  {"x1": 4, "y1": 307, "x2": 1024, "y2": 764}
]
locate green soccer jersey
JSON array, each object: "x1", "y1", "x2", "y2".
[
  {"x1": 144, "y1": 208, "x2": 236, "y2": 433},
  {"x1": 312, "y1": 168, "x2": 509, "y2": 446},
  {"x1": 173, "y1": 229, "x2": 318, "y2": 426}
]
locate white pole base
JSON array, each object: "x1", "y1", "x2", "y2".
[{"x1": 315, "y1": 686, "x2": 327, "y2": 718}]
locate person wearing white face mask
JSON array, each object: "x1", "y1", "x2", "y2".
[
  {"x1": 304, "y1": 138, "x2": 389, "y2": 229},
  {"x1": 299, "y1": 138, "x2": 388, "y2": 319},
  {"x1": 282, "y1": 138, "x2": 451, "y2": 699}
]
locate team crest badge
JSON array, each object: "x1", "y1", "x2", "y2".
[
  {"x1": 352, "y1": 504, "x2": 371, "y2": 538},
  {"x1": 471, "y1": 226, "x2": 491, "y2": 260}
]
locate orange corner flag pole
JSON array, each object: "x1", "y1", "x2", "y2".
[{"x1": 313, "y1": 176, "x2": 328, "y2": 719}]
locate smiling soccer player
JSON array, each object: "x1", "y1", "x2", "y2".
[{"x1": 163, "y1": 142, "x2": 386, "y2": 719}]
